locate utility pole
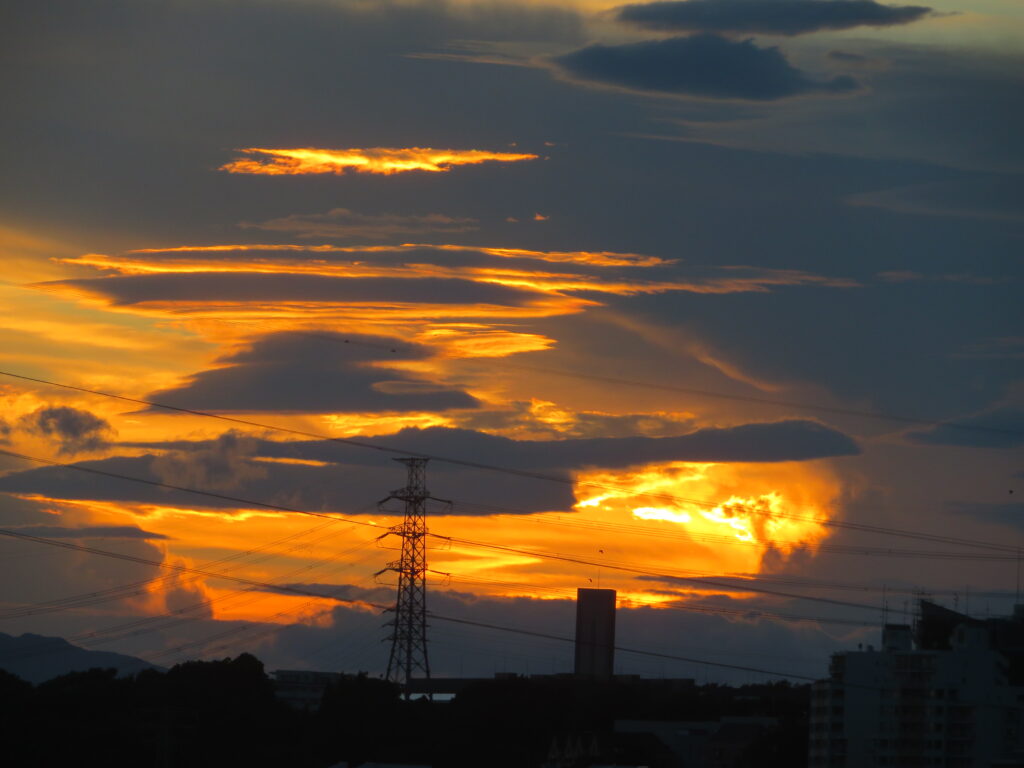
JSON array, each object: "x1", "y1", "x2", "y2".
[{"x1": 377, "y1": 457, "x2": 450, "y2": 698}]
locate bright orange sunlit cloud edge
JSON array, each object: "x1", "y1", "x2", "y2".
[
  {"x1": 55, "y1": 252, "x2": 852, "y2": 300},
  {"x1": 10, "y1": 453, "x2": 842, "y2": 623},
  {"x1": 68, "y1": 242, "x2": 671, "y2": 269},
  {"x1": 58, "y1": 254, "x2": 668, "y2": 295},
  {"x1": 220, "y1": 147, "x2": 539, "y2": 175}
]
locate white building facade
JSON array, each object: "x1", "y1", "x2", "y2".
[{"x1": 810, "y1": 606, "x2": 1024, "y2": 767}]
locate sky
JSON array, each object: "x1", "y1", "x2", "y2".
[{"x1": 0, "y1": 0, "x2": 1021, "y2": 683}]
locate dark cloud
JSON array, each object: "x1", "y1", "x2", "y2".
[
  {"x1": 241, "y1": 208, "x2": 479, "y2": 240},
  {"x1": 149, "y1": 332, "x2": 479, "y2": 413},
  {"x1": 260, "y1": 582, "x2": 392, "y2": 604},
  {"x1": 141, "y1": 420, "x2": 857, "y2": 471},
  {"x1": 347, "y1": 420, "x2": 860, "y2": 467},
  {"x1": 615, "y1": 0, "x2": 931, "y2": 36},
  {"x1": 552, "y1": 35, "x2": 858, "y2": 100},
  {"x1": 257, "y1": 585, "x2": 862, "y2": 683},
  {"x1": 0, "y1": 420, "x2": 856, "y2": 516},
  {"x1": 947, "y1": 501, "x2": 1024, "y2": 532},
  {"x1": 20, "y1": 406, "x2": 114, "y2": 455},
  {"x1": 0, "y1": 452, "x2": 574, "y2": 517},
  {"x1": 828, "y1": 50, "x2": 870, "y2": 63},
  {"x1": 905, "y1": 406, "x2": 1024, "y2": 449},
  {"x1": 150, "y1": 432, "x2": 268, "y2": 492},
  {"x1": 42, "y1": 274, "x2": 543, "y2": 307},
  {"x1": 666, "y1": 47, "x2": 1024, "y2": 173},
  {"x1": 0, "y1": 419, "x2": 10, "y2": 444},
  {"x1": 623, "y1": 277, "x2": 1024, "y2": 425},
  {"x1": 8, "y1": 525, "x2": 168, "y2": 540},
  {"x1": 848, "y1": 176, "x2": 1024, "y2": 222},
  {"x1": 0, "y1": 513, "x2": 169, "y2": 622}
]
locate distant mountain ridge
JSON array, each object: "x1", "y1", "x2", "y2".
[{"x1": 0, "y1": 632, "x2": 162, "y2": 684}]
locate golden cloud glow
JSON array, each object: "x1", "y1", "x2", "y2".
[
  {"x1": 59, "y1": 249, "x2": 854, "y2": 299},
  {"x1": 7, "y1": 446, "x2": 846, "y2": 625},
  {"x1": 66, "y1": 243, "x2": 669, "y2": 270},
  {"x1": 320, "y1": 411, "x2": 456, "y2": 436},
  {"x1": 220, "y1": 147, "x2": 538, "y2": 175},
  {"x1": 415, "y1": 325, "x2": 555, "y2": 357},
  {"x1": 571, "y1": 461, "x2": 837, "y2": 576},
  {"x1": 420, "y1": 244, "x2": 672, "y2": 268}
]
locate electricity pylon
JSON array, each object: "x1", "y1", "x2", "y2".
[{"x1": 377, "y1": 457, "x2": 450, "y2": 697}]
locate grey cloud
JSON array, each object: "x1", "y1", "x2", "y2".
[
  {"x1": 875, "y1": 271, "x2": 997, "y2": 285},
  {"x1": 8, "y1": 525, "x2": 169, "y2": 540},
  {"x1": 905, "y1": 407, "x2": 1024, "y2": 449},
  {"x1": 149, "y1": 332, "x2": 479, "y2": 413},
  {"x1": 848, "y1": 176, "x2": 1024, "y2": 223},
  {"x1": 623, "y1": 276, "x2": 1024, "y2": 424},
  {"x1": 262, "y1": 582, "x2": 393, "y2": 604},
  {"x1": 241, "y1": 208, "x2": 479, "y2": 240},
  {"x1": 552, "y1": 35, "x2": 858, "y2": 100},
  {"x1": 20, "y1": 406, "x2": 115, "y2": 455},
  {"x1": 665, "y1": 47, "x2": 1024, "y2": 173},
  {"x1": 258, "y1": 585, "x2": 861, "y2": 683},
  {"x1": 41, "y1": 274, "x2": 543, "y2": 307},
  {"x1": 828, "y1": 50, "x2": 870, "y2": 63},
  {"x1": 615, "y1": 0, "x2": 931, "y2": 36},
  {"x1": 163, "y1": 420, "x2": 856, "y2": 471},
  {"x1": 150, "y1": 432, "x2": 268, "y2": 492},
  {"x1": 350, "y1": 420, "x2": 860, "y2": 467},
  {"x1": 0, "y1": 520, "x2": 167, "y2": 620},
  {"x1": 947, "y1": 501, "x2": 1024, "y2": 533},
  {"x1": 0, "y1": 452, "x2": 575, "y2": 516},
  {"x1": 0, "y1": 420, "x2": 857, "y2": 515}
]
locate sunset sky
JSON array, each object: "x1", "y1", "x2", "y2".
[{"x1": 1, "y1": 0, "x2": 1021, "y2": 682}]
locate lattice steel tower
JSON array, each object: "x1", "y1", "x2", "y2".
[{"x1": 377, "y1": 457, "x2": 449, "y2": 696}]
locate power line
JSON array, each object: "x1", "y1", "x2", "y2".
[
  {"x1": 0, "y1": 527, "x2": 389, "y2": 610},
  {"x1": 452, "y1": 499, "x2": 1021, "y2": 563},
  {"x1": 78, "y1": 543, "x2": 383, "y2": 656},
  {"x1": 184, "y1": 319, "x2": 1023, "y2": 438},
  {"x1": 0, "y1": 548, "x2": 385, "y2": 670},
  {"x1": 0, "y1": 449, "x2": 1006, "y2": 610},
  {"x1": 432, "y1": 534, "x2": 880, "y2": 612},
  {"x1": 5, "y1": 522, "x2": 1017, "y2": 697},
  {"x1": 0, "y1": 525, "x2": 839, "y2": 679},
  {"x1": 0, "y1": 372, "x2": 1017, "y2": 555},
  {"x1": 427, "y1": 615, "x2": 819, "y2": 682},
  {"x1": 484, "y1": 361, "x2": 1023, "y2": 438},
  {"x1": 0, "y1": 515, "x2": 348, "y2": 619},
  {"x1": 0, "y1": 447, "x2": 376, "y2": 528},
  {"x1": 437, "y1": 573, "x2": 875, "y2": 628}
]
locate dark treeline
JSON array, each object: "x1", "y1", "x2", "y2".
[{"x1": 0, "y1": 655, "x2": 809, "y2": 767}]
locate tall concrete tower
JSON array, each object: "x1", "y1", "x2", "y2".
[{"x1": 574, "y1": 587, "x2": 616, "y2": 680}]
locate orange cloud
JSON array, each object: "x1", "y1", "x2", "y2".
[
  {"x1": 415, "y1": 325, "x2": 555, "y2": 358},
  {"x1": 117, "y1": 243, "x2": 668, "y2": 268},
  {"x1": 421, "y1": 244, "x2": 671, "y2": 267},
  {"x1": 571, "y1": 460, "x2": 838, "y2": 576},
  {"x1": 56, "y1": 250, "x2": 851, "y2": 298},
  {"x1": 220, "y1": 147, "x2": 538, "y2": 175}
]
